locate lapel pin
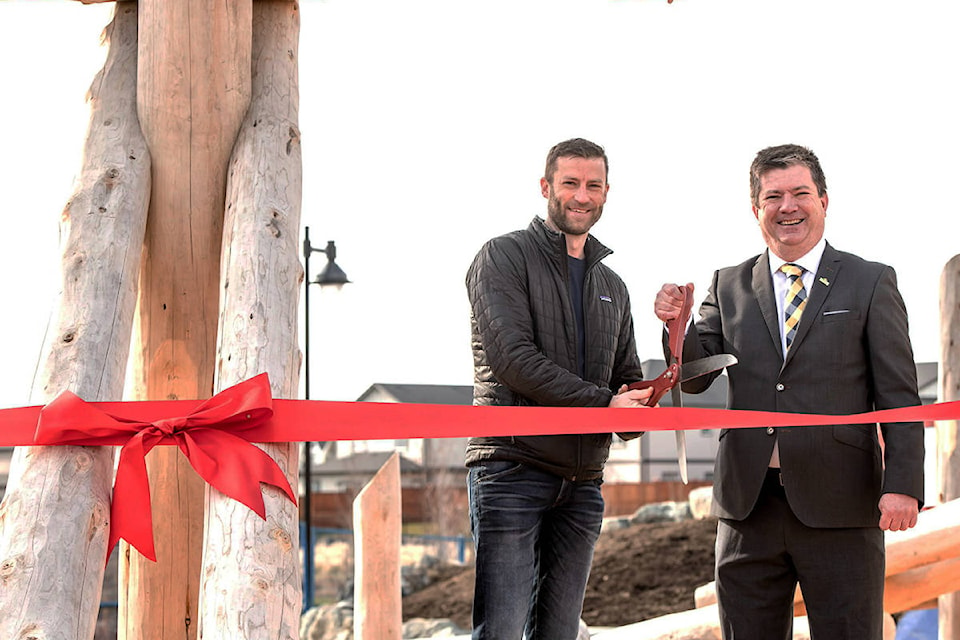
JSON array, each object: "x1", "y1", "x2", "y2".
[{"x1": 818, "y1": 277, "x2": 830, "y2": 286}]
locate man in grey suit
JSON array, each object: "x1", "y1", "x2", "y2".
[{"x1": 654, "y1": 144, "x2": 924, "y2": 639}]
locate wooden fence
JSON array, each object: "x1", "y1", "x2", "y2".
[{"x1": 301, "y1": 481, "x2": 712, "y2": 530}]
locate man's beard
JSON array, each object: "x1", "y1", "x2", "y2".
[{"x1": 546, "y1": 192, "x2": 603, "y2": 236}]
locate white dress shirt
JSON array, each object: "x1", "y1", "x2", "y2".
[{"x1": 767, "y1": 238, "x2": 826, "y2": 468}]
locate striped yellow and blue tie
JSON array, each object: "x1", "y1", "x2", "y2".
[{"x1": 781, "y1": 263, "x2": 807, "y2": 350}]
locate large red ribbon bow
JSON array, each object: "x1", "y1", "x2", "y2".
[{"x1": 33, "y1": 373, "x2": 296, "y2": 562}]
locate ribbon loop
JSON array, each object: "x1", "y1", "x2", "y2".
[{"x1": 33, "y1": 373, "x2": 294, "y2": 562}]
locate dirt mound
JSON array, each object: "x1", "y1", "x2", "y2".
[{"x1": 402, "y1": 517, "x2": 718, "y2": 629}]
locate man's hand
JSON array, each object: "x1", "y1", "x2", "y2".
[
  {"x1": 609, "y1": 384, "x2": 655, "y2": 408},
  {"x1": 655, "y1": 282, "x2": 694, "y2": 323},
  {"x1": 878, "y1": 493, "x2": 919, "y2": 531}
]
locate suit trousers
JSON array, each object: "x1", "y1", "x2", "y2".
[{"x1": 716, "y1": 469, "x2": 885, "y2": 640}]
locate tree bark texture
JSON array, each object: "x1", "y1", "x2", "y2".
[
  {"x1": 124, "y1": 1, "x2": 251, "y2": 639},
  {"x1": 0, "y1": 3, "x2": 149, "y2": 638},
  {"x1": 939, "y1": 254, "x2": 960, "y2": 639},
  {"x1": 197, "y1": 2, "x2": 303, "y2": 638}
]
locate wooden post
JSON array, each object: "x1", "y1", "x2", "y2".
[
  {"x1": 353, "y1": 452, "x2": 402, "y2": 640},
  {"x1": 125, "y1": 1, "x2": 251, "y2": 639},
  {"x1": 939, "y1": 254, "x2": 960, "y2": 638},
  {"x1": 0, "y1": 4, "x2": 149, "y2": 638},
  {"x1": 197, "y1": 2, "x2": 304, "y2": 638}
]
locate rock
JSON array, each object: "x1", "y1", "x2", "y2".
[
  {"x1": 402, "y1": 617, "x2": 470, "y2": 638},
  {"x1": 601, "y1": 516, "x2": 634, "y2": 533},
  {"x1": 630, "y1": 501, "x2": 692, "y2": 524},
  {"x1": 300, "y1": 601, "x2": 354, "y2": 640},
  {"x1": 402, "y1": 553, "x2": 443, "y2": 595},
  {"x1": 688, "y1": 486, "x2": 714, "y2": 520},
  {"x1": 577, "y1": 618, "x2": 591, "y2": 639}
]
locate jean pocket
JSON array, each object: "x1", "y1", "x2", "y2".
[{"x1": 474, "y1": 460, "x2": 525, "y2": 484}]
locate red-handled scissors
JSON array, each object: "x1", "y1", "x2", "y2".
[{"x1": 628, "y1": 284, "x2": 737, "y2": 483}]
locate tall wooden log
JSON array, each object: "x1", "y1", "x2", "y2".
[
  {"x1": 197, "y1": 2, "x2": 303, "y2": 638},
  {"x1": 125, "y1": 2, "x2": 251, "y2": 639},
  {"x1": 939, "y1": 254, "x2": 960, "y2": 639},
  {"x1": 0, "y1": 4, "x2": 149, "y2": 638},
  {"x1": 354, "y1": 453, "x2": 402, "y2": 640}
]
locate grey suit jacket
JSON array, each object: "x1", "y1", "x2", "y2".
[{"x1": 680, "y1": 243, "x2": 925, "y2": 528}]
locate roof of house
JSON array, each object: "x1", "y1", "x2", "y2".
[
  {"x1": 353, "y1": 360, "x2": 940, "y2": 411},
  {"x1": 314, "y1": 451, "x2": 423, "y2": 475},
  {"x1": 357, "y1": 383, "x2": 473, "y2": 405},
  {"x1": 357, "y1": 367, "x2": 729, "y2": 408}
]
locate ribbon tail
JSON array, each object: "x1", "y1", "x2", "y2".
[
  {"x1": 180, "y1": 429, "x2": 296, "y2": 519},
  {"x1": 110, "y1": 433, "x2": 159, "y2": 562}
]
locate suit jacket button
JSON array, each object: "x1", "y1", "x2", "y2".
[
  {"x1": 776, "y1": 383, "x2": 785, "y2": 391},
  {"x1": 766, "y1": 427, "x2": 775, "y2": 435}
]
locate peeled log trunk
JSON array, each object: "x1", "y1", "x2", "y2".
[
  {"x1": 938, "y1": 254, "x2": 960, "y2": 640},
  {"x1": 197, "y1": 2, "x2": 303, "y2": 638},
  {"x1": 125, "y1": 1, "x2": 251, "y2": 638},
  {"x1": 0, "y1": 4, "x2": 149, "y2": 638}
]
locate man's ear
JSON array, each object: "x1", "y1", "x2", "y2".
[{"x1": 540, "y1": 177, "x2": 550, "y2": 199}]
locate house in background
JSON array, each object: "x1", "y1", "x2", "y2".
[
  {"x1": 317, "y1": 360, "x2": 731, "y2": 486},
  {"x1": 309, "y1": 383, "x2": 472, "y2": 494}
]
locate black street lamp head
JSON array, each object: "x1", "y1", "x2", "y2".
[
  {"x1": 304, "y1": 228, "x2": 351, "y2": 290},
  {"x1": 314, "y1": 246, "x2": 350, "y2": 288}
]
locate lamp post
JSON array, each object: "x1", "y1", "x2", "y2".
[{"x1": 302, "y1": 225, "x2": 350, "y2": 608}]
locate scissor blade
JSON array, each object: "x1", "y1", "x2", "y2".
[
  {"x1": 679, "y1": 353, "x2": 738, "y2": 383},
  {"x1": 671, "y1": 383, "x2": 688, "y2": 484}
]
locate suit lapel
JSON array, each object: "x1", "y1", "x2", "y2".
[
  {"x1": 783, "y1": 243, "x2": 840, "y2": 368},
  {"x1": 752, "y1": 252, "x2": 782, "y2": 360}
]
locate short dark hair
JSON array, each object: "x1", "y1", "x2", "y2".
[
  {"x1": 544, "y1": 138, "x2": 609, "y2": 183},
  {"x1": 749, "y1": 144, "x2": 827, "y2": 208}
]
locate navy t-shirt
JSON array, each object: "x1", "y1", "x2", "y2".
[{"x1": 567, "y1": 255, "x2": 586, "y2": 378}]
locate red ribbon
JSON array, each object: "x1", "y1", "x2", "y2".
[
  {"x1": 3, "y1": 373, "x2": 960, "y2": 562},
  {"x1": 32, "y1": 373, "x2": 295, "y2": 562}
]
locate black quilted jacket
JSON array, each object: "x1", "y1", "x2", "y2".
[{"x1": 464, "y1": 216, "x2": 644, "y2": 481}]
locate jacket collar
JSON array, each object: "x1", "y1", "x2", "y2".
[{"x1": 528, "y1": 216, "x2": 612, "y2": 268}]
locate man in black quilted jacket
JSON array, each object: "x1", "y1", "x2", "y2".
[{"x1": 464, "y1": 138, "x2": 654, "y2": 640}]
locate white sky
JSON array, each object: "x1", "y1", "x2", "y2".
[{"x1": 1, "y1": 0, "x2": 958, "y2": 409}]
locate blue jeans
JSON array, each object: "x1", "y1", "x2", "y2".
[{"x1": 468, "y1": 460, "x2": 604, "y2": 640}]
